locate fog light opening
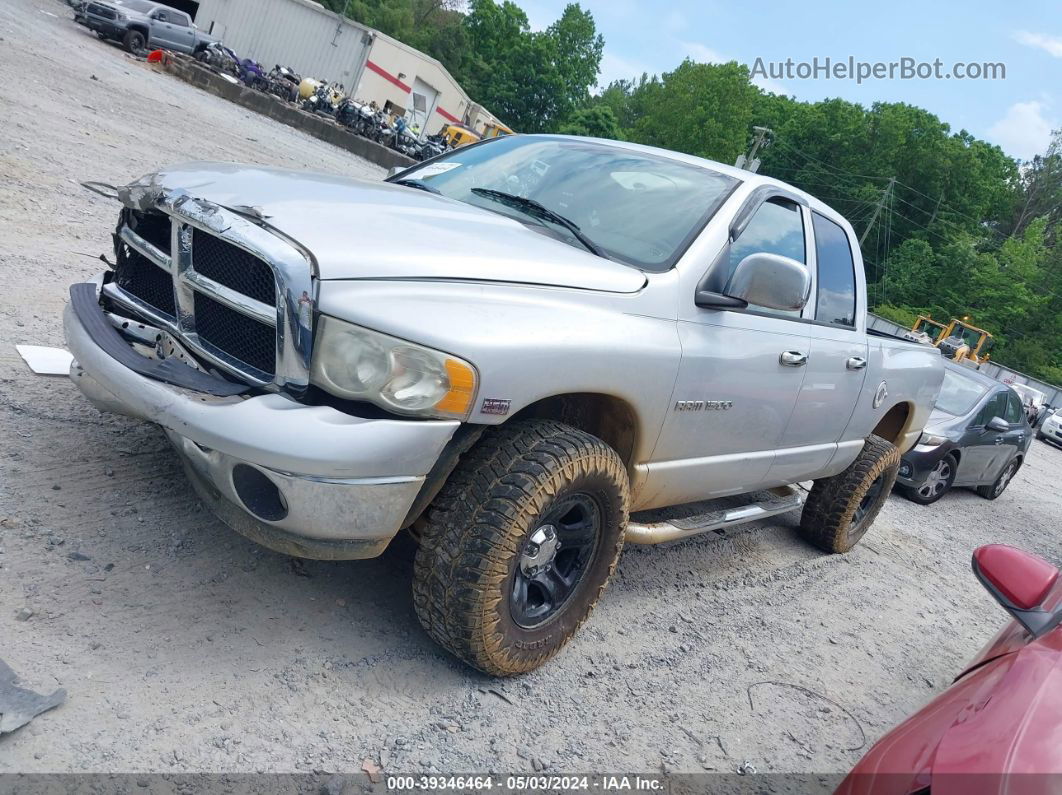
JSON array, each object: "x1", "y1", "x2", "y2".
[{"x1": 231, "y1": 464, "x2": 288, "y2": 522}]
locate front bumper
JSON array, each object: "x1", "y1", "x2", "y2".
[
  {"x1": 1039, "y1": 422, "x2": 1062, "y2": 446},
  {"x1": 63, "y1": 296, "x2": 459, "y2": 559},
  {"x1": 85, "y1": 16, "x2": 125, "y2": 37},
  {"x1": 896, "y1": 443, "x2": 950, "y2": 488}
]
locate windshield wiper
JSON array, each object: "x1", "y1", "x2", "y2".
[
  {"x1": 393, "y1": 178, "x2": 442, "y2": 195},
  {"x1": 470, "y1": 188, "x2": 606, "y2": 258}
]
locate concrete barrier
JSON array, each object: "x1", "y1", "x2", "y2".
[{"x1": 163, "y1": 56, "x2": 415, "y2": 171}]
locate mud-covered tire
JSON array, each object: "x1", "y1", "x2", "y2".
[
  {"x1": 798, "y1": 434, "x2": 900, "y2": 553},
  {"x1": 122, "y1": 28, "x2": 145, "y2": 53},
  {"x1": 412, "y1": 420, "x2": 629, "y2": 676},
  {"x1": 976, "y1": 457, "x2": 1020, "y2": 500}
]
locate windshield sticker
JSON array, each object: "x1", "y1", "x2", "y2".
[{"x1": 415, "y1": 162, "x2": 462, "y2": 178}]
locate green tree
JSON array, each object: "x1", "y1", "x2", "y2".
[
  {"x1": 556, "y1": 105, "x2": 622, "y2": 139},
  {"x1": 459, "y1": 1, "x2": 603, "y2": 132},
  {"x1": 622, "y1": 60, "x2": 760, "y2": 163}
]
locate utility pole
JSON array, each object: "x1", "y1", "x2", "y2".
[
  {"x1": 928, "y1": 190, "x2": 944, "y2": 227},
  {"x1": 859, "y1": 177, "x2": 896, "y2": 246},
  {"x1": 735, "y1": 126, "x2": 772, "y2": 173}
]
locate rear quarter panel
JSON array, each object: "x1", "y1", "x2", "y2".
[{"x1": 846, "y1": 337, "x2": 944, "y2": 454}]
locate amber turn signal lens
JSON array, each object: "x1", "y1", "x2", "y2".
[{"x1": 434, "y1": 358, "x2": 477, "y2": 416}]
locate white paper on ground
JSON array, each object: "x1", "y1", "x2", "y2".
[{"x1": 15, "y1": 345, "x2": 74, "y2": 375}]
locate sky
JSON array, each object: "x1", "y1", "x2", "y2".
[{"x1": 518, "y1": 0, "x2": 1062, "y2": 161}]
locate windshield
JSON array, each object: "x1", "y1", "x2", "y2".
[
  {"x1": 916, "y1": 319, "x2": 943, "y2": 336},
  {"x1": 935, "y1": 368, "x2": 990, "y2": 416},
  {"x1": 953, "y1": 323, "x2": 985, "y2": 347},
  {"x1": 396, "y1": 136, "x2": 739, "y2": 271},
  {"x1": 114, "y1": 0, "x2": 155, "y2": 11}
]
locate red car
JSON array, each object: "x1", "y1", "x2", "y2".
[{"x1": 840, "y1": 544, "x2": 1062, "y2": 795}]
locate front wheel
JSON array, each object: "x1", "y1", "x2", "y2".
[
  {"x1": 122, "y1": 28, "x2": 145, "y2": 53},
  {"x1": 412, "y1": 420, "x2": 629, "y2": 676},
  {"x1": 798, "y1": 434, "x2": 900, "y2": 553},
  {"x1": 899, "y1": 453, "x2": 956, "y2": 505}
]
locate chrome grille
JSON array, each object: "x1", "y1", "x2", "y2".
[
  {"x1": 103, "y1": 196, "x2": 313, "y2": 393},
  {"x1": 190, "y1": 229, "x2": 277, "y2": 306},
  {"x1": 127, "y1": 209, "x2": 171, "y2": 252},
  {"x1": 113, "y1": 244, "x2": 176, "y2": 318},
  {"x1": 193, "y1": 292, "x2": 276, "y2": 376}
]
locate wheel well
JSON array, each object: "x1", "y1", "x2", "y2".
[
  {"x1": 127, "y1": 24, "x2": 149, "y2": 38},
  {"x1": 872, "y1": 402, "x2": 912, "y2": 446},
  {"x1": 512, "y1": 393, "x2": 637, "y2": 466}
]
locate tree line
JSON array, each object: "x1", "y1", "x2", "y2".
[{"x1": 320, "y1": 0, "x2": 1062, "y2": 386}]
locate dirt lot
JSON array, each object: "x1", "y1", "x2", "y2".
[{"x1": 1, "y1": 0, "x2": 1060, "y2": 779}]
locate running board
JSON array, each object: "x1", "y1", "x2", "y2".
[{"x1": 625, "y1": 485, "x2": 805, "y2": 545}]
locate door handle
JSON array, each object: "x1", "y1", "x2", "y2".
[
  {"x1": 779, "y1": 351, "x2": 807, "y2": 367},
  {"x1": 846, "y1": 356, "x2": 867, "y2": 370},
  {"x1": 994, "y1": 436, "x2": 1003, "y2": 445}
]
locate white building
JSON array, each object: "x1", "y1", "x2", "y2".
[{"x1": 189, "y1": 0, "x2": 507, "y2": 136}]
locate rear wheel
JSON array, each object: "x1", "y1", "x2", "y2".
[
  {"x1": 798, "y1": 434, "x2": 900, "y2": 553},
  {"x1": 412, "y1": 420, "x2": 629, "y2": 676},
  {"x1": 900, "y1": 454, "x2": 956, "y2": 505},
  {"x1": 977, "y1": 457, "x2": 1020, "y2": 500}
]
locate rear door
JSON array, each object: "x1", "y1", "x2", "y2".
[
  {"x1": 771, "y1": 210, "x2": 867, "y2": 483},
  {"x1": 164, "y1": 11, "x2": 196, "y2": 52}
]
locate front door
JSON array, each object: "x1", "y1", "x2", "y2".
[
  {"x1": 647, "y1": 196, "x2": 811, "y2": 506},
  {"x1": 956, "y1": 390, "x2": 1010, "y2": 485},
  {"x1": 996, "y1": 389, "x2": 1029, "y2": 475},
  {"x1": 149, "y1": 11, "x2": 174, "y2": 47}
]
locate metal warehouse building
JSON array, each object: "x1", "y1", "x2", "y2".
[{"x1": 189, "y1": 0, "x2": 506, "y2": 136}]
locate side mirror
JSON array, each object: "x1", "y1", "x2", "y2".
[
  {"x1": 973, "y1": 545, "x2": 1060, "y2": 637},
  {"x1": 386, "y1": 166, "x2": 405, "y2": 180},
  {"x1": 986, "y1": 416, "x2": 1009, "y2": 433},
  {"x1": 697, "y1": 252, "x2": 810, "y2": 312}
]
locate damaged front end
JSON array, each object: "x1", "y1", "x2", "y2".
[
  {"x1": 82, "y1": 171, "x2": 316, "y2": 398},
  {"x1": 65, "y1": 172, "x2": 460, "y2": 560}
]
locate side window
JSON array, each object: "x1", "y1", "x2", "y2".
[
  {"x1": 155, "y1": 10, "x2": 168, "y2": 21},
  {"x1": 811, "y1": 213, "x2": 857, "y2": 327},
  {"x1": 1004, "y1": 392, "x2": 1024, "y2": 424},
  {"x1": 974, "y1": 392, "x2": 1007, "y2": 427},
  {"x1": 172, "y1": 12, "x2": 191, "y2": 26},
  {"x1": 713, "y1": 198, "x2": 805, "y2": 315}
]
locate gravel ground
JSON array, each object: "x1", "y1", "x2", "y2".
[{"x1": 2, "y1": 0, "x2": 1061, "y2": 779}]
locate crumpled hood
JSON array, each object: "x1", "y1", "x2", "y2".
[{"x1": 122, "y1": 163, "x2": 647, "y2": 293}]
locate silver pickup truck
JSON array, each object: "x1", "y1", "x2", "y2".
[
  {"x1": 81, "y1": 0, "x2": 214, "y2": 54},
  {"x1": 65, "y1": 135, "x2": 944, "y2": 674}
]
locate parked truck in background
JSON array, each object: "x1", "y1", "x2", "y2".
[
  {"x1": 81, "y1": 0, "x2": 215, "y2": 54},
  {"x1": 64, "y1": 135, "x2": 945, "y2": 675}
]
